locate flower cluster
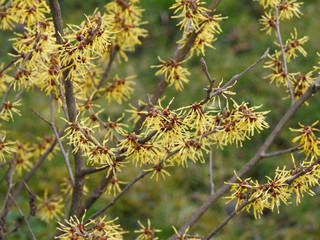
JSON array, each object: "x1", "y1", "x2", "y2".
[
  {"x1": 290, "y1": 121, "x2": 320, "y2": 157},
  {"x1": 134, "y1": 219, "x2": 161, "y2": 240},
  {"x1": 37, "y1": 190, "x2": 63, "y2": 223},
  {"x1": 257, "y1": 0, "x2": 319, "y2": 103},
  {"x1": 152, "y1": 1, "x2": 226, "y2": 91},
  {"x1": 56, "y1": 213, "x2": 125, "y2": 240},
  {"x1": 101, "y1": 74, "x2": 135, "y2": 104},
  {"x1": 104, "y1": 0, "x2": 148, "y2": 61},
  {"x1": 152, "y1": 57, "x2": 190, "y2": 91},
  {"x1": 0, "y1": 0, "x2": 50, "y2": 30},
  {"x1": 226, "y1": 154, "x2": 320, "y2": 219}
]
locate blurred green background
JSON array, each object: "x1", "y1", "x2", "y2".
[{"x1": 1, "y1": 0, "x2": 320, "y2": 239}]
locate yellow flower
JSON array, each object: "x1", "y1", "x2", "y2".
[
  {"x1": 170, "y1": 0, "x2": 207, "y2": 32},
  {"x1": 0, "y1": 99, "x2": 22, "y2": 121},
  {"x1": 134, "y1": 219, "x2": 161, "y2": 240},
  {"x1": 106, "y1": 175, "x2": 127, "y2": 196},
  {"x1": 255, "y1": 0, "x2": 280, "y2": 9},
  {"x1": 57, "y1": 211, "x2": 125, "y2": 240},
  {"x1": 104, "y1": 0, "x2": 148, "y2": 55},
  {"x1": 283, "y1": 28, "x2": 308, "y2": 62},
  {"x1": 101, "y1": 74, "x2": 135, "y2": 104},
  {"x1": 0, "y1": 135, "x2": 15, "y2": 162},
  {"x1": 259, "y1": 10, "x2": 276, "y2": 35},
  {"x1": 147, "y1": 163, "x2": 171, "y2": 181},
  {"x1": 290, "y1": 121, "x2": 320, "y2": 157},
  {"x1": 292, "y1": 71, "x2": 316, "y2": 102},
  {"x1": 278, "y1": 0, "x2": 303, "y2": 20},
  {"x1": 37, "y1": 189, "x2": 63, "y2": 223},
  {"x1": 152, "y1": 57, "x2": 190, "y2": 91}
]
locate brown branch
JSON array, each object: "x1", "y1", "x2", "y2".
[
  {"x1": 261, "y1": 145, "x2": 301, "y2": 158},
  {"x1": 203, "y1": 198, "x2": 258, "y2": 240},
  {"x1": 8, "y1": 195, "x2": 36, "y2": 240},
  {"x1": 0, "y1": 57, "x2": 19, "y2": 75},
  {"x1": 208, "y1": 48, "x2": 269, "y2": 99},
  {"x1": 49, "y1": 94, "x2": 74, "y2": 187},
  {"x1": 49, "y1": 0, "x2": 85, "y2": 217},
  {"x1": 167, "y1": 75, "x2": 320, "y2": 240},
  {"x1": 96, "y1": 45, "x2": 119, "y2": 90},
  {"x1": 275, "y1": 6, "x2": 294, "y2": 105},
  {"x1": 285, "y1": 156, "x2": 320, "y2": 184},
  {"x1": 85, "y1": 163, "x2": 149, "y2": 222}
]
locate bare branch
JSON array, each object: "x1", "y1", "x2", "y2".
[
  {"x1": 49, "y1": 0, "x2": 86, "y2": 217},
  {"x1": 209, "y1": 147, "x2": 214, "y2": 195},
  {"x1": 209, "y1": 48, "x2": 269, "y2": 99},
  {"x1": 261, "y1": 145, "x2": 301, "y2": 158},
  {"x1": 0, "y1": 57, "x2": 19, "y2": 75},
  {"x1": 49, "y1": 94, "x2": 74, "y2": 187},
  {"x1": 275, "y1": 6, "x2": 294, "y2": 105},
  {"x1": 29, "y1": 107, "x2": 51, "y2": 125},
  {"x1": 203, "y1": 198, "x2": 258, "y2": 240},
  {"x1": 9, "y1": 195, "x2": 36, "y2": 240}
]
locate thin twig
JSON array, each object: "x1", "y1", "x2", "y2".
[
  {"x1": 49, "y1": 94, "x2": 74, "y2": 187},
  {"x1": 58, "y1": 77, "x2": 69, "y2": 120},
  {"x1": 12, "y1": 87, "x2": 25, "y2": 103},
  {"x1": 8, "y1": 195, "x2": 36, "y2": 240},
  {"x1": 0, "y1": 57, "x2": 19, "y2": 75},
  {"x1": 85, "y1": 163, "x2": 149, "y2": 222},
  {"x1": 29, "y1": 107, "x2": 51, "y2": 125},
  {"x1": 96, "y1": 45, "x2": 119, "y2": 90},
  {"x1": 261, "y1": 145, "x2": 301, "y2": 158},
  {"x1": 0, "y1": 161, "x2": 15, "y2": 216},
  {"x1": 209, "y1": 146, "x2": 214, "y2": 195},
  {"x1": 0, "y1": 85, "x2": 13, "y2": 113},
  {"x1": 203, "y1": 198, "x2": 257, "y2": 240},
  {"x1": 208, "y1": 48, "x2": 269, "y2": 99},
  {"x1": 275, "y1": 6, "x2": 294, "y2": 105}
]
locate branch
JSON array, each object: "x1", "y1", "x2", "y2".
[
  {"x1": 203, "y1": 198, "x2": 257, "y2": 240},
  {"x1": 29, "y1": 107, "x2": 51, "y2": 125},
  {"x1": 0, "y1": 160, "x2": 15, "y2": 217},
  {"x1": 49, "y1": 0, "x2": 85, "y2": 217},
  {"x1": 285, "y1": 156, "x2": 320, "y2": 184},
  {"x1": 208, "y1": 48, "x2": 269, "y2": 99},
  {"x1": 85, "y1": 163, "x2": 149, "y2": 222},
  {"x1": 8, "y1": 195, "x2": 36, "y2": 240},
  {"x1": 275, "y1": 6, "x2": 294, "y2": 105},
  {"x1": 49, "y1": 94, "x2": 74, "y2": 187},
  {"x1": 209, "y1": 147, "x2": 214, "y2": 195},
  {"x1": 167, "y1": 75, "x2": 320, "y2": 240},
  {"x1": 261, "y1": 145, "x2": 301, "y2": 158},
  {"x1": 0, "y1": 57, "x2": 19, "y2": 75},
  {"x1": 96, "y1": 45, "x2": 119, "y2": 90}
]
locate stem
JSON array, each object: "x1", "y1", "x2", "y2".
[
  {"x1": 9, "y1": 195, "x2": 36, "y2": 240},
  {"x1": 49, "y1": 94, "x2": 75, "y2": 187},
  {"x1": 275, "y1": 6, "x2": 294, "y2": 105},
  {"x1": 49, "y1": 0, "x2": 85, "y2": 217}
]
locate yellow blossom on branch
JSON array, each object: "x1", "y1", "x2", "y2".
[
  {"x1": 152, "y1": 57, "x2": 190, "y2": 91},
  {"x1": 134, "y1": 219, "x2": 161, "y2": 240},
  {"x1": 290, "y1": 121, "x2": 320, "y2": 157},
  {"x1": 56, "y1": 212, "x2": 126, "y2": 240}
]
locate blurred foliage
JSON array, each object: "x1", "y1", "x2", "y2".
[{"x1": 1, "y1": 0, "x2": 320, "y2": 239}]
